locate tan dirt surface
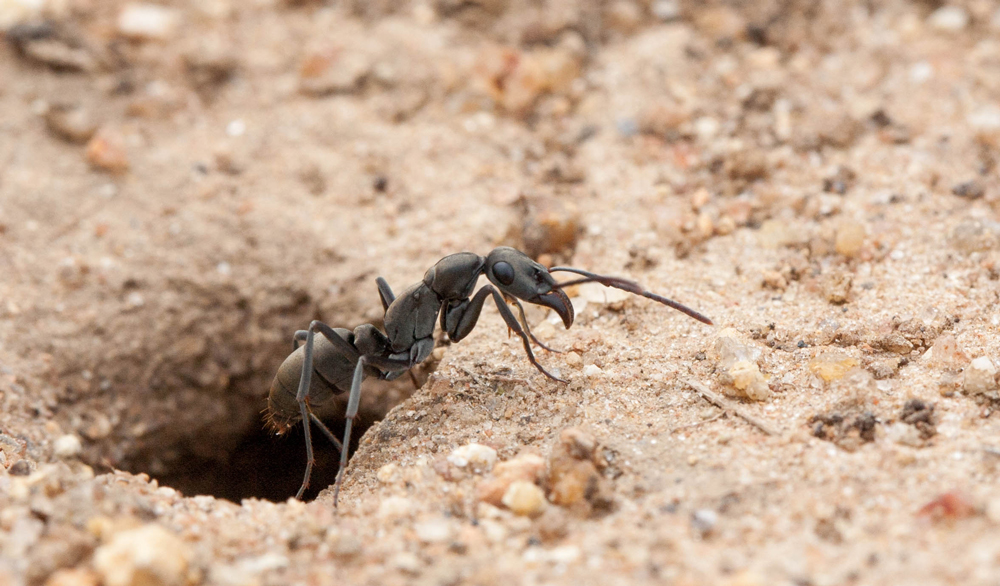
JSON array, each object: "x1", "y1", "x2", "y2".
[{"x1": 3, "y1": 1, "x2": 1000, "y2": 584}]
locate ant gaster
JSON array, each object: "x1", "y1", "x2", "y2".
[{"x1": 265, "y1": 247, "x2": 712, "y2": 504}]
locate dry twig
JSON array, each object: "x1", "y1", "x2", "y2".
[{"x1": 683, "y1": 379, "x2": 781, "y2": 436}]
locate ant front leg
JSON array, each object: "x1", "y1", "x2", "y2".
[
  {"x1": 509, "y1": 297, "x2": 562, "y2": 353},
  {"x1": 443, "y1": 288, "x2": 560, "y2": 353},
  {"x1": 442, "y1": 286, "x2": 566, "y2": 383}
]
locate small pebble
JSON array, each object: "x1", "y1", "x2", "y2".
[
  {"x1": 822, "y1": 270, "x2": 853, "y2": 305},
  {"x1": 93, "y1": 524, "x2": 191, "y2": 586},
  {"x1": 414, "y1": 519, "x2": 454, "y2": 544},
  {"x1": 713, "y1": 330, "x2": 769, "y2": 400},
  {"x1": 9, "y1": 459, "x2": 33, "y2": 476},
  {"x1": 884, "y1": 422, "x2": 922, "y2": 447},
  {"x1": 875, "y1": 333, "x2": 914, "y2": 355},
  {"x1": 577, "y1": 282, "x2": 630, "y2": 307},
  {"x1": 691, "y1": 509, "x2": 718, "y2": 536},
  {"x1": 53, "y1": 434, "x2": 82, "y2": 458},
  {"x1": 694, "y1": 116, "x2": 720, "y2": 140},
  {"x1": 651, "y1": 0, "x2": 681, "y2": 21},
  {"x1": 376, "y1": 462, "x2": 400, "y2": 484},
  {"x1": 125, "y1": 292, "x2": 145, "y2": 309},
  {"x1": 582, "y1": 364, "x2": 602, "y2": 377},
  {"x1": 605, "y1": 0, "x2": 642, "y2": 34},
  {"x1": 727, "y1": 360, "x2": 770, "y2": 401},
  {"x1": 477, "y1": 453, "x2": 546, "y2": 506},
  {"x1": 501, "y1": 480, "x2": 547, "y2": 517},
  {"x1": 918, "y1": 491, "x2": 977, "y2": 520},
  {"x1": 985, "y1": 497, "x2": 1000, "y2": 524},
  {"x1": 519, "y1": 197, "x2": 581, "y2": 258},
  {"x1": 44, "y1": 568, "x2": 101, "y2": 586},
  {"x1": 928, "y1": 6, "x2": 969, "y2": 32},
  {"x1": 325, "y1": 529, "x2": 362, "y2": 558},
  {"x1": 964, "y1": 356, "x2": 997, "y2": 395},
  {"x1": 390, "y1": 552, "x2": 422, "y2": 574},
  {"x1": 547, "y1": 428, "x2": 613, "y2": 513},
  {"x1": 299, "y1": 50, "x2": 371, "y2": 96},
  {"x1": 377, "y1": 496, "x2": 414, "y2": 519},
  {"x1": 925, "y1": 333, "x2": 968, "y2": 365},
  {"x1": 117, "y1": 4, "x2": 180, "y2": 41},
  {"x1": 45, "y1": 105, "x2": 98, "y2": 144},
  {"x1": 86, "y1": 129, "x2": 130, "y2": 174},
  {"x1": 834, "y1": 221, "x2": 866, "y2": 258},
  {"x1": 809, "y1": 350, "x2": 859, "y2": 382},
  {"x1": 952, "y1": 180, "x2": 985, "y2": 200},
  {"x1": 968, "y1": 105, "x2": 1000, "y2": 131},
  {"x1": 447, "y1": 443, "x2": 497, "y2": 474},
  {"x1": 226, "y1": 119, "x2": 246, "y2": 137},
  {"x1": 14, "y1": 33, "x2": 97, "y2": 71}
]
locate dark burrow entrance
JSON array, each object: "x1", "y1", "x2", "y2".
[
  {"x1": 87, "y1": 291, "x2": 430, "y2": 503},
  {"x1": 153, "y1": 411, "x2": 385, "y2": 503},
  {"x1": 119, "y1": 375, "x2": 419, "y2": 503}
]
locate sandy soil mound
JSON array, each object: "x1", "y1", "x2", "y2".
[{"x1": 2, "y1": 1, "x2": 1000, "y2": 584}]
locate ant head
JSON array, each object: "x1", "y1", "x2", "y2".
[{"x1": 485, "y1": 247, "x2": 574, "y2": 328}]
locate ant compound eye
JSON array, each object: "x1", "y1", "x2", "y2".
[{"x1": 493, "y1": 261, "x2": 515, "y2": 286}]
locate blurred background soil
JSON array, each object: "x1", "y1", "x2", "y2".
[{"x1": 2, "y1": 0, "x2": 1000, "y2": 584}]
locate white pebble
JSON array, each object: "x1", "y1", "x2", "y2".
[
  {"x1": 909, "y1": 61, "x2": 933, "y2": 84},
  {"x1": 582, "y1": 364, "x2": 603, "y2": 377},
  {"x1": 126, "y1": 291, "x2": 145, "y2": 308},
  {"x1": 928, "y1": 6, "x2": 969, "y2": 31},
  {"x1": 0, "y1": 0, "x2": 46, "y2": 29},
  {"x1": 691, "y1": 509, "x2": 718, "y2": 536},
  {"x1": 117, "y1": 3, "x2": 180, "y2": 41},
  {"x1": 651, "y1": 0, "x2": 680, "y2": 20},
  {"x1": 694, "y1": 116, "x2": 720, "y2": 140},
  {"x1": 968, "y1": 105, "x2": 1000, "y2": 131},
  {"x1": 577, "y1": 282, "x2": 630, "y2": 305},
  {"x1": 226, "y1": 119, "x2": 246, "y2": 137},
  {"x1": 501, "y1": 480, "x2": 547, "y2": 516},
  {"x1": 390, "y1": 552, "x2": 422, "y2": 574},
  {"x1": 884, "y1": 422, "x2": 922, "y2": 447},
  {"x1": 94, "y1": 524, "x2": 191, "y2": 586},
  {"x1": 53, "y1": 434, "x2": 82, "y2": 458},
  {"x1": 964, "y1": 356, "x2": 997, "y2": 394},
  {"x1": 377, "y1": 496, "x2": 414, "y2": 519},
  {"x1": 414, "y1": 519, "x2": 453, "y2": 544},
  {"x1": 447, "y1": 443, "x2": 497, "y2": 473},
  {"x1": 548, "y1": 544, "x2": 582, "y2": 564}
]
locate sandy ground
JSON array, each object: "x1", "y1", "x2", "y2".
[{"x1": 3, "y1": 0, "x2": 1000, "y2": 584}]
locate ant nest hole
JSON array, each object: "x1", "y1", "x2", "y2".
[{"x1": 48, "y1": 281, "x2": 422, "y2": 502}]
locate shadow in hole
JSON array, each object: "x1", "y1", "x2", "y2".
[{"x1": 154, "y1": 412, "x2": 381, "y2": 503}]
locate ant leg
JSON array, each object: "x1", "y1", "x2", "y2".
[
  {"x1": 332, "y1": 355, "x2": 367, "y2": 507},
  {"x1": 510, "y1": 297, "x2": 562, "y2": 353},
  {"x1": 488, "y1": 287, "x2": 566, "y2": 383},
  {"x1": 376, "y1": 277, "x2": 395, "y2": 312},
  {"x1": 293, "y1": 330, "x2": 308, "y2": 351},
  {"x1": 308, "y1": 412, "x2": 343, "y2": 452},
  {"x1": 441, "y1": 286, "x2": 564, "y2": 381},
  {"x1": 329, "y1": 327, "x2": 411, "y2": 507},
  {"x1": 441, "y1": 286, "x2": 492, "y2": 342},
  {"x1": 293, "y1": 320, "x2": 363, "y2": 500},
  {"x1": 293, "y1": 322, "x2": 323, "y2": 500}
]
